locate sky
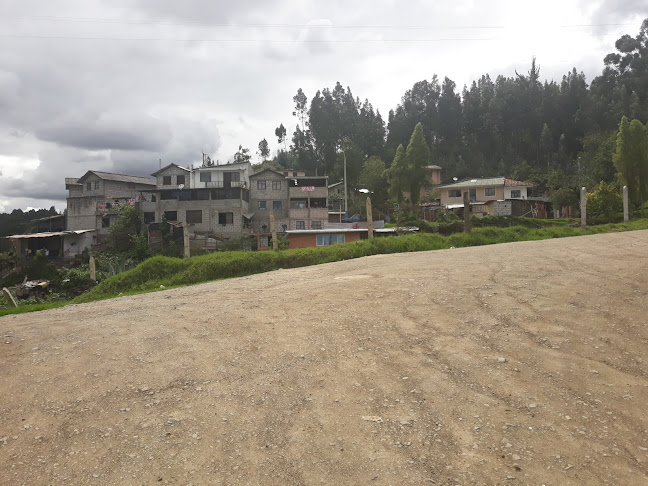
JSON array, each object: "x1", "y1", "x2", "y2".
[{"x1": 0, "y1": 0, "x2": 645, "y2": 213}]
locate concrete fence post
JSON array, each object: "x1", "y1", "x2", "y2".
[
  {"x1": 623, "y1": 185, "x2": 629, "y2": 222},
  {"x1": 183, "y1": 223, "x2": 190, "y2": 258},
  {"x1": 270, "y1": 212, "x2": 278, "y2": 251},
  {"x1": 89, "y1": 255, "x2": 96, "y2": 281},
  {"x1": 463, "y1": 191, "x2": 471, "y2": 233},
  {"x1": 366, "y1": 197, "x2": 374, "y2": 240},
  {"x1": 580, "y1": 187, "x2": 587, "y2": 229}
]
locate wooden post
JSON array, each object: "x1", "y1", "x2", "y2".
[
  {"x1": 580, "y1": 187, "x2": 587, "y2": 229},
  {"x1": 623, "y1": 185, "x2": 629, "y2": 222},
  {"x1": 2, "y1": 287, "x2": 18, "y2": 308},
  {"x1": 89, "y1": 255, "x2": 96, "y2": 281},
  {"x1": 270, "y1": 212, "x2": 278, "y2": 251},
  {"x1": 463, "y1": 191, "x2": 471, "y2": 233},
  {"x1": 183, "y1": 223, "x2": 190, "y2": 258},
  {"x1": 366, "y1": 197, "x2": 374, "y2": 240}
]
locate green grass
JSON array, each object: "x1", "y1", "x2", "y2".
[
  {"x1": 0, "y1": 301, "x2": 68, "y2": 317},
  {"x1": 68, "y1": 218, "x2": 648, "y2": 305}
]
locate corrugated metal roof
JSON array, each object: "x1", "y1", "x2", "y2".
[
  {"x1": 78, "y1": 171, "x2": 156, "y2": 185},
  {"x1": 5, "y1": 230, "x2": 96, "y2": 239},
  {"x1": 438, "y1": 177, "x2": 505, "y2": 188}
]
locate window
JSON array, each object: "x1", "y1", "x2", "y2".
[
  {"x1": 151, "y1": 194, "x2": 157, "y2": 202},
  {"x1": 510, "y1": 190, "x2": 521, "y2": 198},
  {"x1": 200, "y1": 172, "x2": 211, "y2": 183},
  {"x1": 163, "y1": 175, "x2": 172, "y2": 185},
  {"x1": 273, "y1": 200, "x2": 282, "y2": 210},
  {"x1": 258, "y1": 200, "x2": 267, "y2": 210},
  {"x1": 316, "y1": 234, "x2": 345, "y2": 246},
  {"x1": 485, "y1": 187, "x2": 495, "y2": 197},
  {"x1": 219, "y1": 212, "x2": 234, "y2": 225},
  {"x1": 161, "y1": 190, "x2": 178, "y2": 200},
  {"x1": 257, "y1": 180, "x2": 266, "y2": 190},
  {"x1": 311, "y1": 221, "x2": 322, "y2": 229},
  {"x1": 293, "y1": 172, "x2": 298, "y2": 177},
  {"x1": 94, "y1": 181, "x2": 100, "y2": 190},
  {"x1": 448, "y1": 189, "x2": 462, "y2": 198},
  {"x1": 164, "y1": 211, "x2": 177, "y2": 221},
  {"x1": 272, "y1": 180, "x2": 281, "y2": 190},
  {"x1": 229, "y1": 172, "x2": 240, "y2": 182},
  {"x1": 296, "y1": 220, "x2": 305, "y2": 230},
  {"x1": 143, "y1": 212, "x2": 155, "y2": 224},
  {"x1": 101, "y1": 216, "x2": 110, "y2": 228},
  {"x1": 186, "y1": 210, "x2": 202, "y2": 224},
  {"x1": 177, "y1": 175, "x2": 185, "y2": 186},
  {"x1": 290, "y1": 199, "x2": 307, "y2": 209},
  {"x1": 86, "y1": 182, "x2": 92, "y2": 191}
]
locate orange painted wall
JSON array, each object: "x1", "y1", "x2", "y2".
[{"x1": 288, "y1": 232, "x2": 363, "y2": 249}]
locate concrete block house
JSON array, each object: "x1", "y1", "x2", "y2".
[{"x1": 65, "y1": 171, "x2": 157, "y2": 240}]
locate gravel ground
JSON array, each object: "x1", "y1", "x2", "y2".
[{"x1": 1, "y1": 230, "x2": 648, "y2": 485}]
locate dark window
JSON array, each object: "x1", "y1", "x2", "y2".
[
  {"x1": 186, "y1": 210, "x2": 202, "y2": 224},
  {"x1": 293, "y1": 172, "x2": 298, "y2": 177},
  {"x1": 177, "y1": 175, "x2": 185, "y2": 185},
  {"x1": 296, "y1": 220, "x2": 305, "y2": 230},
  {"x1": 290, "y1": 199, "x2": 307, "y2": 209},
  {"x1": 86, "y1": 182, "x2": 92, "y2": 191},
  {"x1": 219, "y1": 212, "x2": 234, "y2": 225},
  {"x1": 273, "y1": 200, "x2": 282, "y2": 210},
  {"x1": 258, "y1": 200, "x2": 267, "y2": 210},
  {"x1": 510, "y1": 189, "x2": 521, "y2": 198},
  {"x1": 101, "y1": 216, "x2": 110, "y2": 228},
  {"x1": 272, "y1": 180, "x2": 281, "y2": 190},
  {"x1": 143, "y1": 212, "x2": 155, "y2": 224},
  {"x1": 310, "y1": 198, "x2": 327, "y2": 208},
  {"x1": 164, "y1": 211, "x2": 177, "y2": 221},
  {"x1": 228, "y1": 172, "x2": 240, "y2": 182},
  {"x1": 316, "y1": 234, "x2": 345, "y2": 246},
  {"x1": 200, "y1": 172, "x2": 211, "y2": 183},
  {"x1": 161, "y1": 190, "x2": 178, "y2": 200},
  {"x1": 94, "y1": 181, "x2": 100, "y2": 190},
  {"x1": 163, "y1": 175, "x2": 172, "y2": 185},
  {"x1": 195, "y1": 189, "x2": 210, "y2": 200},
  {"x1": 311, "y1": 221, "x2": 322, "y2": 229},
  {"x1": 257, "y1": 180, "x2": 266, "y2": 190},
  {"x1": 485, "y1": 187, "x2": 495, "y2": 197},
  {"x1": 448, "y1": 189, "x2": 462, "y2": 198},
  {"x1": 151, "y1": 194, "x2": 157, "y2": 202}
]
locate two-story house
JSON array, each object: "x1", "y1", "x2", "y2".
[
  {"x1": 138, "y1": 161, "x2": 252, "y2": 238},
  {"x1": 65, "y1": 171, "x2": 157, "y2": 239},
  {"x1": 436, "y1": 177, "x2": 533, "y2": 216}
]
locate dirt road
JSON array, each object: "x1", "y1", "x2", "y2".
[{"x1": 2, "y1": 231, "x2": 648, "y2": 485}]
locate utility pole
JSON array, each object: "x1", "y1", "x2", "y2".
[
  {"x1": 366, "y1": 197, "x2": 374, "y2": 240},
  {"x1": 343, "y1": 148, "x2": 348, "y2": 219}
]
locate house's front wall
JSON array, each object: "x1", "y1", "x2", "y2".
[
  {"x1": 156, "y1": 166, "x2": 190, "y2": 189},
  {"x1": 440, "y1": 185, "x2": 505, "y2": 206},
  {"x1": 67, "y1": 178, "x2": 155, "y2": 235},
  {"x1": 139, "y1": 189, "x2": 250, "y2": 237},
  {"x1": 190, "y1": 163, "x2": 252, "y2": 189},
  {"x1": 287, "y1": 231, "x2": 362, "y2": 249},
  {"x1": 504, "y1": 186, "x2": 529, "y2": 199},
  {"x1": 249, "y1": 172, "x2": 289, "y2": 232},
  {"x1": 63, "y1": 232, "x2": 96, "y2": 258}
]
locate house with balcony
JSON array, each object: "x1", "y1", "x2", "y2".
[
  {"x1": 249, "y1": 170, "x2": 290, "y2": 234},
  {"x1": 288, "y1": 176, "x2": 329, "y2": 230},
  {"x1": 65, "y1": 171, "x2": 156, "y2": 240},
  {"x1": 138, "y1": 161, "x2": 253, "y2": 238}
]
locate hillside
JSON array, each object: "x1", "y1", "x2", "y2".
[{"x1": 1, "y1": 231, "x2": 648, "y2": 485}]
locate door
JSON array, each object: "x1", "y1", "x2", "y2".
[{"x1": 469, "y1": 189, "x2": 476, "y2": 202}]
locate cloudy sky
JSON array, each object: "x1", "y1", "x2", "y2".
[{"x1": 0, "y1": 0, "x2": 644, "y2": 212}]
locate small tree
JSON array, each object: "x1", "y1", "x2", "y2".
[
  {"x1": 109, "y1": 206, "x2": 143, "y2": 253},
  {"x1": 383, "y1": 144, "x2": 408, "y2": 203},
  {"x1": 586, "y1": 181, "x2": 623, "y2": 220},
  {"x1": 405, "y1": 122, "x2": 431, "y2": 205},
  {"x1": 233, "y1": 145, "x2": 252, "y2": 164}
]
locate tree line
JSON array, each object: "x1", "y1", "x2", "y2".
[{"x1": 249, "y1": 18, "x2": 648, "y2": 214}]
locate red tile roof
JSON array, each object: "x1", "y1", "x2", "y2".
[{"x1": 504, "y1": 179, "x2": 533, "y2": 187}]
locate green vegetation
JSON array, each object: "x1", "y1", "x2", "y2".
[{"x1": 71, "y1": 219, "x2": 648, "y2": 306}]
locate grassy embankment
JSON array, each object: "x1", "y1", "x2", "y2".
[{"x1": 2, "y1": 218, "x2": 646, "y2": 316}]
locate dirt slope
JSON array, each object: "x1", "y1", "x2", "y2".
[{"x1": 1, "y1": 231, "x2": 648, "y2": 486}]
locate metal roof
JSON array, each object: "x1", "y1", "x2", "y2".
[
  {"x1": 77, "y1": 171, "x2": 156, "y2": 186},
  {"x1": 438, "y1": 177, "x2": 533, "y2": 189},
  {"x1": 5, "y1": 230, "x2": 96, "y2": 239}
]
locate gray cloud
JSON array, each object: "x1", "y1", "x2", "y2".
[{"x1": 36, "y1": 111, "x2": 172, "y2": 151}]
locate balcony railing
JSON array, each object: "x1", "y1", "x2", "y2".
[{"x1": 204, "y1": 181, "x2": 247, "y2": 188}]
